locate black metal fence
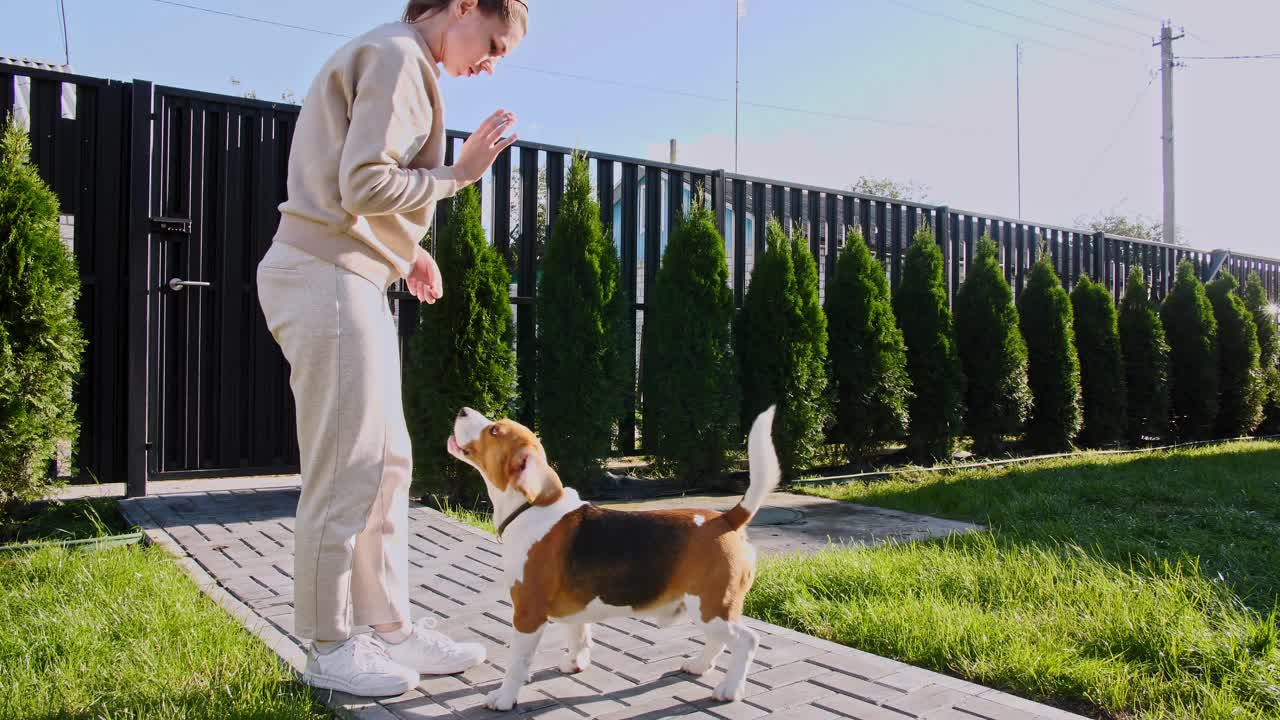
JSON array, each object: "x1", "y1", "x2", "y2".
[{"x1": 4, "y1": 62, "x2": 1278, "y2": 493}]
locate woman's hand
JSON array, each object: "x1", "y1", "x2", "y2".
[
  {"x1": 454, "y1": 109, "x2": 518, "y2": 185},
  {"x1": 408, "y1": 246, "x2": 444, "y2": 304}
]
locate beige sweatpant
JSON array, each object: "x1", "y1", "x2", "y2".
[{"x1": 256, "y1": 241, "x2": 411, "y2": 642}]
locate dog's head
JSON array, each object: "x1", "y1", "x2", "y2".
[{"x1": 447, "y1": 407, "x2": 562, "y2": 505}]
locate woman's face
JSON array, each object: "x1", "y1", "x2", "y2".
[{"x1": 441, "y1": 2, "x2": 525, "y2": 78}]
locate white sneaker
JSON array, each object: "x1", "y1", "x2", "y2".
[
  {"x1": 379, "y1": 617, "x2": 487, "y2": 675},
  {"x1": 301, "y1": 634, "x2": 418, "y2": 697}
]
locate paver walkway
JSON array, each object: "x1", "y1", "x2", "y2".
[
  {"x1": 117, "y1": 477, "x2": 1086, "y2": 720},
  {"x1": 599, "y1": 494, "x2": 979, "y2": 557}
]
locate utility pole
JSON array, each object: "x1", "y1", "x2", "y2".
[
  {"x1": 735, "y1": 0, "x2": 745, "y2": 173},
  {"x1": 1156, "y1": 23, "x2": 1183, "y2": 244},
  {"x1": 1016, "y1": 44, "x2": 1023, "y2": 219}
]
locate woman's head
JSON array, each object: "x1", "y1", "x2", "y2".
[{"x1": 403, "y1": 0, "x2": 528, "y2": 78}]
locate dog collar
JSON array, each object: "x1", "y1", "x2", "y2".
[{"x1": 496, "y1": 501, "x2": 534, "y2": 541}]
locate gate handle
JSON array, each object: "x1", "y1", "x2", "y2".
[{"x1": 168, "y1": 278, "x2": 212, "y2": 292}]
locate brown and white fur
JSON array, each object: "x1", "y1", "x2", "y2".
[{"x1": 447, "y1": 406, "x2": 781, "y2": 711}]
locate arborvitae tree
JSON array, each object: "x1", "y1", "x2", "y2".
[
  {"x1": 1118, "y1": 267, "x2": 1170, "y2": 444},
  {"x1": 1161, "y1": 261, "x2": 1218, "y2": 441},
  {"x1": 1018, "y1": 252, "x2": 1082, "y2": 452},
  {"x1": 405, "y1": 185, "x2": 516, "y2": 497},
  {"x1": 1207, "y1": 273, "x2": 1264, "y2": 438},
  {"x1": 737, "y1": 220, "x2": 829, "y2": 478},
  {"x1": 893, "y1": 226, "x2": 964, "y2": 463},
  {"x1": 1243, "y1": 272, "x2": 1280, "y2": 434},
  {"x1": 639, "y1": 192, "x2": 738, "y2": 484},
  {"x1": 954, "y1": 237, "x2": 1030, "y2": 456},
  {"x1": 1071, "y1": 274, "x2": 1126, "y2": 448},
  {"x1": 0, "y1": 118, "x2": 86, "y2": 514},
  {"x1": 535, "y1": 153, "x2": 626, "y2": 484},
  {"x1": 824, "y1": 227, "x2": 910, "y2": 461}
]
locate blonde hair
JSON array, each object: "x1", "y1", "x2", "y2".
[{"x1": 403, "y1": 0, "x2": 528, "y2": 33}]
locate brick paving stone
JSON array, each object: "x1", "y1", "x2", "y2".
[
  {"x1": 118, "y1": 486, "x2": 1086, "y2": 720},
  {"x1": 885, "y1": 685, "x2": 973, "y2": 717},
  {"x1": 813, "y1": 693, "x2": 910, "y2": 720},
  {"x1": 780, "y1": 705, "x2": 843, "y2": 720},
  {"x1": 954, "y1": 696, "x2": 1041, "y2": 720},
  {"x1": 808, "y1": 671, "x2": 903, "y2": 706},
  {"x1": 749, "y1": 661, "x2": 829, "y2": 690},
  {"x1": 747, "y1": 681, "x2": 834, "y2": 712}
]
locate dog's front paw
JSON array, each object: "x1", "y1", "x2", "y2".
[
  {"x1": 712, "y1": 681, "x2": 745, "y2": 703},
  {"x1": 681, "y1": 657, "x2": 712, "y2": 676},
  {"x1": 485, "y1": 689, "x2": 518, "y2": 711}
]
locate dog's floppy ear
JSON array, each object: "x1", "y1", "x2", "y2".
[{"x1": 506, "y1": 445, "x2": 546, "y2": 504}]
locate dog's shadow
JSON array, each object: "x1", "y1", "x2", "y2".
[{"x1": 425, "y1": 661, "x2": 742, "y2": 717}]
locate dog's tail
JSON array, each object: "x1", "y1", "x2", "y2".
[{"x1": 722, "y1": 406, "x2": 781, "y2": 532}]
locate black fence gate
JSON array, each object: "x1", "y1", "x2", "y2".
[
  {"x1": 3, "y1": 62, "x2": 1279, "y2": 498},
  {"x1": 137, "y1": 83, "x2": 301, "y2": 482}
]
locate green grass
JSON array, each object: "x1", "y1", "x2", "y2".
[
  {"x1": 745, "y1": 441, "x2": 1280, "y2": 720},
  {"x1": 0, "y1": 497, "x2": 128, "y2": 544},
  {"x1": 424, "y1": 494, "x2": 496, "y2": 535},
  {"x1": 0, "y1": 543, "x2": 331, "y2": 720}
]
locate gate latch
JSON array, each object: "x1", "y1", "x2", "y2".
[{"x1": 150, "y1": 217, "x2": 192, "y2": 236}]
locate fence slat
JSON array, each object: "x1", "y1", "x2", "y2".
[
  {"x1": 491, "y1": 147, "x2": 511, "y2": 258},
  {"x1": 644, "y1": 165, "x2": 662, "y2": 300},
  {"x1": 0, "y1": 72, "x2": 13, "y2": 120},
  {"x1": 733, "y1": 178, "x2": 747, "y2": 306},
  {"x1": 516, "y1": 147, "x2": 540, "y2": 427},
  {"x1": 667, "y1": 169, "x2": 684, "y2": 238},
  {"x1": 546, "y1": 151, "x2": 565, "y2": 236},
  {"x1": 950, "y1": 210, "x2": 962, "y2": 295},
  {"x1": 753, "y1": 182, "x2": 767, "y2": 260},
  {"x1": 826, "y1": 193, "x2": 840, "y2": 291}
]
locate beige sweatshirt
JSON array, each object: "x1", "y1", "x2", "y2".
[{"x1": 274, "y1": 22, "x2": 468, "y2": 289}]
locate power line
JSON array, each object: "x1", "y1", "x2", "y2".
[
  {"x1": 879, "y1": 0, "x2": 1072, "y2": 53},
  {"x1": 1066, "y1": 68, "x2": 1158, "y2": 209},
  {"x1": 1178, "y1": 53, "x2": 1280, "y2": 61},
  {"x1": 505, "y1": 65, "x2": 934, "y2": 129},
  {"x1": 149, "y1": 0, "x2": 350, "y2": 38},
  {"x1": 143, "y1": 0, "x2": 929, "y2": 129},
  {"x1": 957, "y1": 0, "x2": 1142, "y2": 53},
  {"x1": 1083, "y1": 0, "x2": 1163, "y2": 24},
  {"x1": 55, "y1": 0, "x2": 70, "y2": 65},
  {"x1": 1023, "y1": 0, "x2": 1150, "y2": 40}
]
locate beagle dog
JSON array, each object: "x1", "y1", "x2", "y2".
[{"x1": 448, "y1": 406, "x2": 781, "y2": 711}]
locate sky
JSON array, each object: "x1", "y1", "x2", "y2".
[{"x1": 3, "y1": 0, "x2": 1278, "y2": 257}]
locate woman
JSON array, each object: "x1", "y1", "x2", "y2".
[{"x1": 256, "y1": 0, "x2": 526, "y2": 698}]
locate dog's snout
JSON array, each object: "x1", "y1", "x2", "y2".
[{"x1": 457, "y1": 407, "x2": 469, "y2": 419}]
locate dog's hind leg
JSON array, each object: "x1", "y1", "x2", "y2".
[
  {"x1": 712, "y1": 621, "x2": 758, "y2": 703},
  {"x1": 682, "y1": 618, "x2": 730, "y2": 676},
  {"x1": 559, "y1": 623, "x2": 592, "y2": 674}
]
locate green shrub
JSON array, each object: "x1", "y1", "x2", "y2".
[
  {"x1": 1118, "y1": 267, "x2": 1170, "y2": 444},
  {"x1": 405, "y1": 185, "x2": 516, "y2": 498},
  {"x1": 639, "y1": 193, "x2": 738, "y2": 484},
  {"x1": 954, "y1": 237, "x2": 1030, "y2": 456},
  {"x1": 824, "y1": 227, "x2": 910, "y2": 461},
  {"x1": 534, "y1": 153, "x2": 626, "y2": 483},
  {"x1": 1243, "y1": 272, "x2": 1280, "y2": 435},
  {"x1": 0, "y1": 118, "x2": 85, "y2": 515},
  {"x1": 737, "y1": 220, "x2": 829, "y2": 478},
  {"x1": 1161, "y1": 261, "x2": 1218, "y2": 441},
  {"x1": 893, "y1": 226, "x2": 964, "y2": 463},
  {"x1": 1207, "y1": 274, "x2": 1264, "y2": 438},
  {"x1": 1018, "y1": 252, "x2": 1082, "y2": 452},
  {"x1": 1071, "y1": 274, "x2": 1126, "y2": 448}
]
